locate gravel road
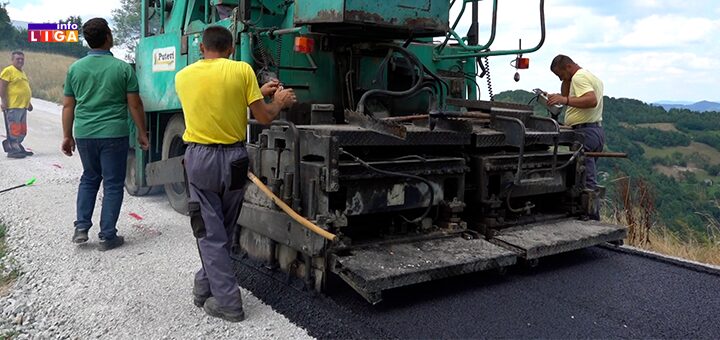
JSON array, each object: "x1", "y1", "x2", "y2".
[{"x1": 0, "y1": 99, "x2": 312, "y2": 339}]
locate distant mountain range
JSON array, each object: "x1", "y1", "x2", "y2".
[{"x1": 653, "y1": 100, "x2": 720, "y2": 112}]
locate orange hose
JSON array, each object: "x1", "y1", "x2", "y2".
[{"x1": 248, "y1": 172, "x2": 338, "y2": 242}]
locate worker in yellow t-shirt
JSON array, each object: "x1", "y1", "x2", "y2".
[
  {"x1": 547, "y1": 54, "x2": 605, "y2": 220},
  {"x1": 0, "y1": 51, "x2": 34, "y2": 158},
  {"x1": 175, "y1": 26, "x2": 296, "y2": 322}
]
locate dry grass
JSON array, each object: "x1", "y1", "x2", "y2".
[
  {"x1": 641, "y1": 142, "x2": 720, "y2": 165},
  {"x1": 1, "y1": 50, "x2": 77, "y2": 104},
  {"x1": 607, "y1": 176, "x2": 720, "y2": 266},
  {"x1": 644, "y1": 227, "x2": 720, "y2": 266},
  {"x1": 636, "y1": 122, "x2": 679, "y2": 132}
]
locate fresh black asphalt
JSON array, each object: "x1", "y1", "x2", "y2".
[{"x1": 234, "y1": 246, "x2": 720, "y2": 339}]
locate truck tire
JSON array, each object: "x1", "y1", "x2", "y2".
[
  {"x1": 162, "y1": 114, "x2": 189, "y2": 215},
  {"x1": 125, "y1": 149, "x2": 152, "y2": 196}
]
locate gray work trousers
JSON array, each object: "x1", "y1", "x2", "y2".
[
  {"x1": 574, "y1": 125, "x2": 605, "y2": 189},
  {"x1": 574, "y1": 125, "x2": 605, "y2": 220},
  {"x1": 184, "y1": 143, "x2": 248, "y2": 310},
  {"x1": 2, "y1": 108, "x2": 27, "y2": 154}
]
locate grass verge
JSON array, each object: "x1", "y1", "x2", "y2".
[{"x1": 608, "y1": 177, "x2": 720, "y2": 267}]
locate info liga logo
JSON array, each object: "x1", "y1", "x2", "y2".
[{"x1": 27, "y1": 22, "x2": 79, "y2": 43}]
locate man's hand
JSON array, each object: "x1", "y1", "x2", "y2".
[
  {"x1": 547, "y1": 93, "x2": 568, "y2": 106},
  {"x1": 27, "y1": 102, "x2": 33, "y2": 112},
  {"x1": 261, "y1": 80, "x2": 280, "y2": 97},
  {"x1": 274, "y1": 88, "x2": 297, "y2": 108},
  {"x1": 61, "y1": 137, "x2": 75, "y2": 156},
  {"x1": 137, "y1": 133, "x2": 150, "y2": 151}
]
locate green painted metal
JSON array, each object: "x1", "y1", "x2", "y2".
[
  {"x1": 130, "y1": 0, "x2": 544, "y2": 186},
  {"x1": 436, "y1": 0, "x2": 497, "y2": 54},
  {"x1": 294, "y1": 0, "x2": 449, "y2": 34}
]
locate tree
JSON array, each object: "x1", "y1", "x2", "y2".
[
  {"x1": 0, "y1": 2, "x2": 17, "y2": 50},
  {"x1": 112, "y1": 0, "x2": 142, "y2": 62}
]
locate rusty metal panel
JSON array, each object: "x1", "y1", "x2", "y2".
[
  {"x1": 491, "y1": 219, "x2": 628, "y2": 260},
  {"x1": 294, "y1": 0, "x2": 449, "y2": 36},
  {"x1": 332, "y1": 236, "x2": 517, "y2": 303}
]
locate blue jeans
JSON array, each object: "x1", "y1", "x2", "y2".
[{"x1": 74, "y1": 137, "x2": 129, "y2": 240}]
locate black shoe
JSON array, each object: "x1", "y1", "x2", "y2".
[
  {"x1": 202, "y1": 297, "x2": 245, "y2": 322},
  {"x1": 99, "y1": 235, "x2": 125, "y2": 251},
  {"x1": 72, "y1": 229, "x2": 89, "y2": 243},
  {"x1": 193, "y1": 285, "x2": 211, "y2": 308},
  {"x1": 18, "y1": 145, "x2": 33, "y2": 156},
  {"x1": 7, "y1": 152, "x2": 25, "y2": 159}
]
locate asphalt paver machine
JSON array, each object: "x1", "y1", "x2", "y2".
[{"x1": 129, "y1": 0, "x2": 626, "y2": 303}]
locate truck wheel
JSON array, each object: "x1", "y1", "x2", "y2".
[
  {"x1": 125, "y1": 149, "x2": 152, "y2": 196},
  {"x1": 162, "y1": 114, "x2": 189, "y2": 215}
]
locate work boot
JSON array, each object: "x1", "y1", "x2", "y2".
[
  {"x1": 203, "y1": 297, "x2": 245, "y2": 322},
  {"x1": 98, "y1": 235, "x2": 125, "y2": 251},
  {"x1": 7, "y1": 152, "x2": 25, "y2": 159},
  {"x1": 193, "y1": 284, "x2": 211, "y2": 308},
  {"x1": 72, "y1": 229, "x2": 89, "y2": 243},
  {"x1": 18, "y1": 145, "x2": 33, "y2": 156}
]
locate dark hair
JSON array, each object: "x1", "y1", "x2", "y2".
[
  {"x1": 550, "y1": 54, "x2": 575, "y2": 71},
  {"x1": 11, "y1": 51, "x2": 24, "y2": 59},
  {"x1": 82, "y1": 18, "x2": 111, "y2": 49},
  {"x1": 202, "y1": 26, "x2": 233, "y2": 52}
]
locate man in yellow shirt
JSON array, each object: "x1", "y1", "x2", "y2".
[
  {"x1": 175, "y1": 26, "x2": 296, "y2": 322},
  {"x1": 547, "y1": 54, "x2": 605, "y2": 220},
  {"x1": 0, "y1": 51, "x2": 34, "y2": 159}
]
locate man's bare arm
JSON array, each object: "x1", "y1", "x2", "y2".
[
  {"x1": 560, "y1": 80, "x2": 571, "y2": 97},
  {"x1": 127, "y1": 93, "x2": 149, "y2": 150},
  {"x1": 249, "y1": 88, "x2": 296, "y2": 125},
  {"x1": 567, "y1": 91, "x2": 598, "y2": 109},
  {"x1": 0, "y1": 79, "x2": 8, "y2": 110},
  {"x1": 62, "y1": 96, "x2": 76, "y2": 138},
  {"x1": 61, "y1": 96, "x2": 76, "y2": 156}
]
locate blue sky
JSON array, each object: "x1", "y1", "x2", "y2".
[{"x1": 7, "y1": 0, "x2": 720, "y2": 103}]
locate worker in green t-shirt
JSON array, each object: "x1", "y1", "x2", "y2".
[{"x1": 61, "y1": 18, "x2": 150, "y2": 251}]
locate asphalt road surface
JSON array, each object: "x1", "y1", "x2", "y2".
[{"x1": 234, "y1": 245, "x2": 720, "y2": 339}]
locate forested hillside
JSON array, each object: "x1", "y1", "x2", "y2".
[{"x1": 495, "y1": 90, "x2": 720, "y2": 238}]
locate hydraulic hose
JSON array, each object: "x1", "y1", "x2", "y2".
[
  {"x1": 356, "y1": 44, "x2": 426, "y2": 115},
  {"x1": 248, "y1": 172, "x2": 338, "y2": 242}
]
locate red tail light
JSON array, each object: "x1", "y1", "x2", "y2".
[{"x1": 294, "y1": 36, "x2": 315, "y2": 54}]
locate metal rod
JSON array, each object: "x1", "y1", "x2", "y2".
[
  {"x1": 585, "y1": 152, "x2": 628, "y2": 158},
  {"x1": 436, "y1": 0, "x2": 545, "y2": 60}
]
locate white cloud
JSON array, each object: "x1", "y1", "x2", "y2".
[{"x1": 619, "y1": 15, "x2": 719, "y2": 48}]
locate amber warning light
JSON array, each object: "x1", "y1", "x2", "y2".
[
  {"x1": 27, "y1": 23, "x2": 79, "y2": 43},
  {"x1": 294, "y1": 36, "x2": 315, "y2": 54},
  {"x1": 516, "y1": 57, "x2": 530, "y2": 69}
]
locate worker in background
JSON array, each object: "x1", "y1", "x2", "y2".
[
  {"x1": 61, "y1": 18, "x2": 150, "y2": 250},
  {"x1": 0, "y1": 51, "x2": 33, "y2": 159},
  {"x1": 547, "y1": 54, "x2": 605, "y2": 220},
  {"x1": 175, "y1": 26, "x2": 296, "y2": 322}
]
